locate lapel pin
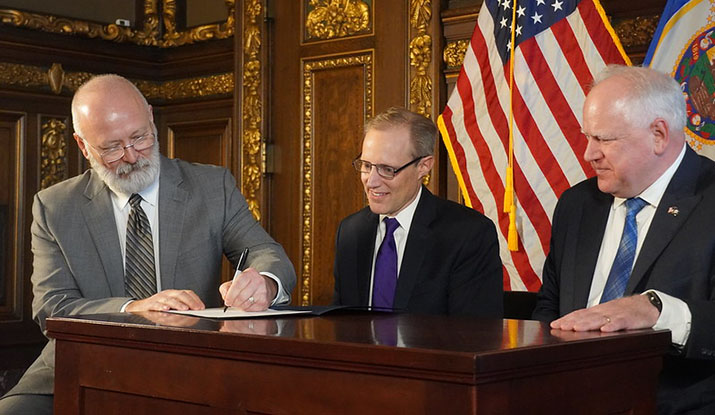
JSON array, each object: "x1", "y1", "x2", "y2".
[{"x1": 667, "y1": 206, "x2": 679, "y2": 216}]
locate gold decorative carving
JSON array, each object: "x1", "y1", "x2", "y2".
[
  {"x1": 444, "y1": 39, "x2": 469, "y2": 69},
  {"x1": 161, "y1": 0, "x2": 235, "y2": 47},
  {"x1": 47, "y1": 63, "x2": 65, "y2": 94},
  {"x1": 40, "y1": 118, "x2": 68, "y2": 189},
  {"x1": 0, "y1": 0, "x2": 159, "y2": 46},
  {"x1": 612, "y1": 15, "x2": 660, "y2": 49},
  {"x1": 0, "y1": 0, "x2": 234, "y2": 47},
  {"x1": 240, "y1": 0, "x2": 264, "y2": 222},
  {"x1": 409, "y1": 0, "x2": 432, "y2": 118},
  {"x1": 301, "y1": 52, "x2": 374, "y2": 305},
  {"x1": 305, "y1": 0, "x2": 370, "y2": 40},
  {"x1": 135, "y1": 73, "x2": 234, "y2": 100},
  {"x1": 0, "y1": 61, "x2": 232, "y2": 100}
]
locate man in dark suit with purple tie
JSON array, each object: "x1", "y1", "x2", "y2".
[{"x1": 332, "y1": 107, "x2": 503, "y2": 317}]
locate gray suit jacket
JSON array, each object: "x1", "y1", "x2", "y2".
[{"x1": 7, "y1": 155, "x2": 296, "y2": 396}]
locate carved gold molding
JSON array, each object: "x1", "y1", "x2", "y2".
[
  {"x1": 241, "y1": 0, "x2": 264, "y2": 221},
  {"x1": 135, "y1": 74, "x2": 233, "y2": 100},
  {"x1": 301, "y1": 52, "x2": 374, "y2": 305},
  {"x1": 409, "y1": 0, "x2": 432, "y2": 118},
  {"x1": 0, "y1": 62, "x2": 232, "y2": 100},
  {"x1": 40, "y1": 118, "x2": 68, "y2": 189},
  {"x1": 304, "y1": 0, "x2": 371, "y2": 41},
  {"x1": 444, "y1": 39, "x2": 469, "y2": 69},
  {"x1": 612, "y1": 15, "x2": 660, "y2": 49},
  {"x1": 0, "y1": 0, "x2": 234, "y2": 48}
]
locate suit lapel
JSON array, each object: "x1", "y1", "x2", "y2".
[
  {"x1": 626, "y1": 147, "x2": 702, "y2": 294},
  {"x1": 357, "y1": 210, "x2": 378, "y2": 305},
  {"x1": 157, "y1": 156, "x2": 188, "y2": 290},
  {"x1": 572, "y1": 185, "x2": 612, "y2": 310},
  {"x1": 393, "y1": 189, "x2": 433, "y2": 310},
  {"x1": 80, "y1": 171, "x2": 125, "y2": 296}
]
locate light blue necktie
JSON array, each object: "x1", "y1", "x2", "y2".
[{"x1": 600, "y1": 197, "x2": 648, "y2": 303}]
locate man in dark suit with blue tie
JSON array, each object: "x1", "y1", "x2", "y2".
[
  {"x1": 533, "y1": 65, "x2": 715, "y2": 414},
  {"x1": 333, "y1": 107, "x2": 503, "y2": 317}
]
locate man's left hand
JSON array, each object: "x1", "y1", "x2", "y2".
[
  {"x1": 219, "y1": 268, "x2": 278, "y2": 311},
  {"x1": 551, "y1": 295, "x2": 660, "y2": 332}
]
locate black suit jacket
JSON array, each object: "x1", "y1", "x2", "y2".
[
  {"x1": 533, "y1": 147, "x2": 715, "y2": 414},
  {"x1": 333, "y1": 187, "x2": 503, "y2": 317}
]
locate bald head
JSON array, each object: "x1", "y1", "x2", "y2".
[{"x1": 71, "y1": 74, "x2": 151, "y2": 140}]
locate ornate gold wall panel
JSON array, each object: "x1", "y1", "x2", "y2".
[
  {"x1": 0, "y1": 0, "x2": 234, "y2": 47},
  {"x1": 304, "y1": 0, "x2": 372, "y2": 42},
  {"x1": 300, "y1": 51, "x2": 374, "y2": 306},
  {"x1": 444, "y1": 39, "x2": 469, "y2": 70},
  {"x1": 612, "y1": 15, "x2": 660, "y2": 49},
  {"x1": 409, "y1": 0, "x2": 432, "y2": 118},
  {"x1": 40, "y1": 118, "x2": 68, "y2": 190},
  {"x1": 0, "y1": 62, "x2": 232, "y2": 100},
  {"x1": 240, "y1": 0, "x2": 264, "y2": 221}
]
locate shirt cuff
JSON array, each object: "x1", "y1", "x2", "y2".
[
  {"x1": 260, "y1": 271, "x2": 290, "y2": 305},
  {"x1": 120, "y1": 299, "x2": 135, "y2": 312},
  {"x1": 647, "y1": 290, "x2": 692, "y2": 347}
]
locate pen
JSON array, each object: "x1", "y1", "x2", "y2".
[{"x1": 223, "y1": 247, "x2": 249, "y2": 312}]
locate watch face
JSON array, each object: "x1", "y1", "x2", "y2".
[{"x1": 647, "y1": 291, "x2": 662, "y2": 312}]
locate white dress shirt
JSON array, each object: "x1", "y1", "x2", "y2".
[
  {"x1": 588, "y1": 144, "x2": 691, "y2": 346},
  {"x1": 367, "y1": 187, "x2": 422, "y2": 307}
]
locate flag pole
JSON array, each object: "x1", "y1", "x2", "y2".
[{"x1": 504, "y1": 0, "x2": 518, "y2": 251}]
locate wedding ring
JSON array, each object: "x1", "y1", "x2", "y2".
[
  {"x1": 248, "y1": 296, "x2": 255, "y2": 303},
  {"x1": 604, "y1": 315, "x2": 611, "y2": 324}
]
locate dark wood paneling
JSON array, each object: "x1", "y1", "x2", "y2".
[
  {"x1": 269, "y1": 0, "x2": 411, "y2": 305},
  {"x1": 310, "y1": 64, "x2": 369, "y2": 305}
]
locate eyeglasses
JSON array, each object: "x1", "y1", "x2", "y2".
[
  {"x1": 84, "y1": 132, "x2": 156, "y2": 163},
  {"x1": 352, "y1": 155, "x2": 424, "y2": 179}
]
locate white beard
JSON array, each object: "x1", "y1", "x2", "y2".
[{"x1": 87, "y1": 141, "x2": 160, "y2": 195}]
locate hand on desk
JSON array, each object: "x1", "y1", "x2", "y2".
[
  {"x1": 550, "y1": 295, "x2": 660, "y2": 332},
  {"x1": 219, "y1": 268, "x2": 277, "y2": 311},
  {"x1": 125, "y1": 289, "x2": 205, "y2": 312}
]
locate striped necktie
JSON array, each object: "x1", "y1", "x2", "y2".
[
  {"x1": 124, "y1": 193, "x2": 157, "y2": 299},
  {"x1": 600, "y1": 197, "x2": 648, "y2": 303}
]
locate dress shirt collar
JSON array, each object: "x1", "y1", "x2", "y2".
[
  {"x1": 109, "y1": 169, "x2": 161, "y2": 211},
  {"x1": 611, "y1": 143, "x2": 686, "y2": 211},
  {"x1": 379, "y1": 186, "x2": 422, "y2": 234}
]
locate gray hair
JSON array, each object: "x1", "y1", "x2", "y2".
[
  {"x1": 71, "y1": 74, "x2": 149, "y2": 138},
  {"x1": 365, "y1": 107, "x2": 437, "y2": 157},
  {"x1": 591, "y1": 65, "x2": 686, "y2": 133}
]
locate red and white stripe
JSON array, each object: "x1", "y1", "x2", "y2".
[{"x1": 439, "y1": 0, "x2": 629, "y2": 291}]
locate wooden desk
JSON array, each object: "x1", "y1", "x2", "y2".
[{"x1": 47, "y1": 312, "x2": 670, "y2": 414}]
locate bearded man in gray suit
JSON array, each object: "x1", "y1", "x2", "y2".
[{"x1": 0, "y1": 74, "x2": 296, "y2": 414}]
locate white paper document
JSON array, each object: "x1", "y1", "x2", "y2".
[{"x1": 167, "y1": 307, "x2": 311, "y2": 319}]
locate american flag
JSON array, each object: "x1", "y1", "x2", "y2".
[{"x1": 437, "y1": 0, "x2": 629, "y2": 291}]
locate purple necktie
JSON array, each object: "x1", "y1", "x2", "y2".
[{"x1": 373, "y1": 217, "x2": 400, "y2": 309}]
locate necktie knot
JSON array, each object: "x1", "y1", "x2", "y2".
[
  {"x1": 625, "y1": 197, "x2": 647, "y2": 218},
  {"x1": 384, "y1": 217, "x2": 400, "y2": 235},
  {"x1": 129, "y1": 193, "x2": 143, "y2": 209}
]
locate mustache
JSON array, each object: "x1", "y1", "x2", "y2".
[{"x1": 115, "y1": 156, "x2": 151, "y2": 176}]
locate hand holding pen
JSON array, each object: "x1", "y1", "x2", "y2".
[{"x1": 223, "y1": 247, "x2": 249, "y2": 312}]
